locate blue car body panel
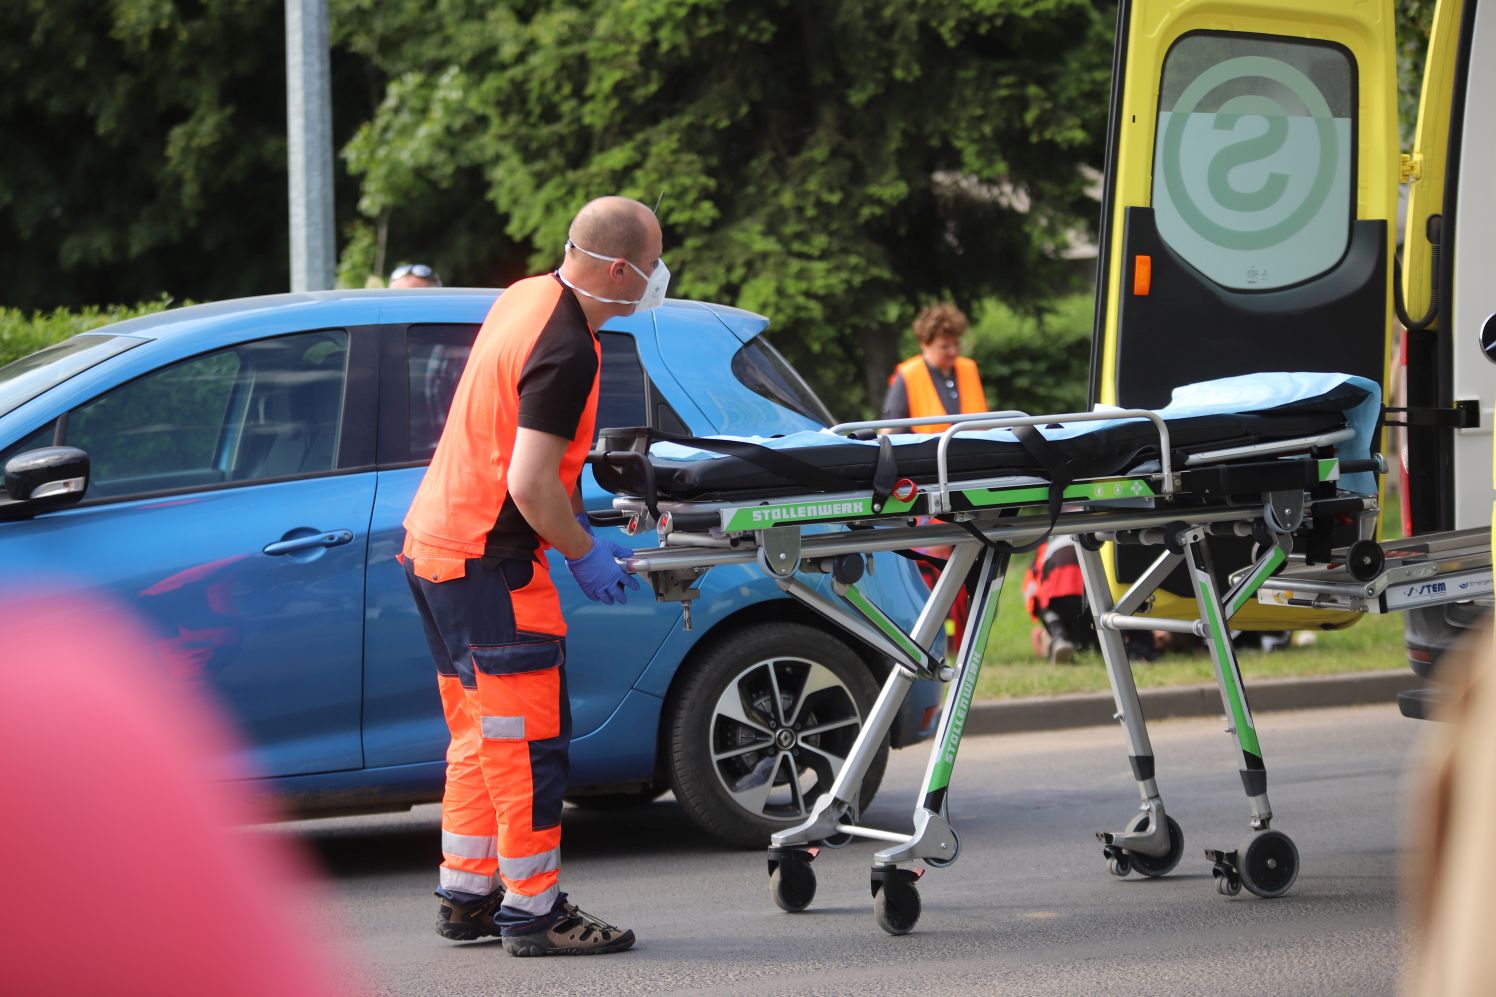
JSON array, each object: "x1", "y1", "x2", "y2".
[{"x1": 0, "y1": 289, "x2": 943, "y2": 814}]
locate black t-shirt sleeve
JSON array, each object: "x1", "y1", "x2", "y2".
[
  {"x1": 879, "y1": 373, "x2": 909, "y2": 422},
  {"x1": 516, "y1": 314, "x2": 599, "y2": 439}
]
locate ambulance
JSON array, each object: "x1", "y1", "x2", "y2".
[{"x1": 1088, "y1": 0, "x2": 1495, "y2": 717}]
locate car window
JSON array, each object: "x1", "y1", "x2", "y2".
[
  {"x1": 405, "y1": 326, "x2": 683, "y2": 461},
  {"x1": 0, "y1": 335, "x2": 144, "y2": 421},
  {"x1": 65, "y1": 330, "x2": 348, "y2": 500},
  {"x1": 730, "y1": 336, "x2": 834, "y2": 426},
  {"x1": 407, "y1": 324, "x2": 479, "y2": 461},
  {"x1": 0, "y1": 420, "x2": 58, "y2": 470},
  {"x1": 596, "y1": 332, "x2": 647, "y2": 435},
  {"x1": 1151, "y1": 32, "x2": 1355, "y2": 290}
]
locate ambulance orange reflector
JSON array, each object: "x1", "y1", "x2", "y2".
[{"x1": 1133, "y1": 255, "x2": 1152, "y2": 296}]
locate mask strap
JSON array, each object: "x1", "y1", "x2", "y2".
[
  {"x1": 555, "y1": 270, "x2": 642, "y2": 306},
  {"x1": 565, "y1": 240, "x2": 650, "y2": 281}
]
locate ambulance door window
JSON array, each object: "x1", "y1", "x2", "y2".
[{"x1": 1152, "y1": 33, "x2": 1355, "y2": 291}]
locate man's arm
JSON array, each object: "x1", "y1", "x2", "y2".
[{"x1": 508, "y1": 428, "x2": 592, "y2": 560}]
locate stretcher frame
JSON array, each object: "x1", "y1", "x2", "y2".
[{"x1": 595, "y1": 403, "x2": 1474, "y2": 933}]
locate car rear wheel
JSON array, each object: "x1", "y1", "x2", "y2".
[{"x1": 666, "y1": 622, "x2": 887, "y2": 848}]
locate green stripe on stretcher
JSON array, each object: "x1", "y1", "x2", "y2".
[
  {"x1": 1317, "y1": 458, "x2": 1340, "y2": 482},
  {"x1": 1198, "y1": 572, "x2": 1262, "y2": 758},
  {"x1": 722, "y1": 492, "x2": 917, "y2": 531},
  {"x1": 925, "y1": 579, "x2": 1002, "y2": 795},
  {"x1": 1226, "y1": 545, "x2": 1287, "y2": 619},
  {"x1": 961, "y1": 477, "x2": 1155, "y2": 508},
  {"x1": 843, "y1": 585, "x2": 925, "y2": 663}
]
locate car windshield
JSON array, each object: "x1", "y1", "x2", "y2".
[
  {"x1": 730, "y1": 336, "x2": 834, "y2": 427},
  {"x1": 0, "y1": 335, "x2": 143, "y2": 420}
]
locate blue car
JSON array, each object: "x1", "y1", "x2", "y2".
[{"x1": 0, "y1": 289, "x2": 942, "y2": 846}]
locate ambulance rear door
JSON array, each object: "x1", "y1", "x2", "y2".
[{"x1": 1090, "y1": 0, "x2": 1400, "y2": 627}]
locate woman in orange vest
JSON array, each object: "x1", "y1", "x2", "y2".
[
  {"x1": 879, "y1": 302, "x2": 987, "y2": 432},
  {"x1": 879, "y1": 303, "x2": 987, "y2": 650}
]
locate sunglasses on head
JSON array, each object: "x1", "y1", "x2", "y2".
[{"x1": 390, "y1": 263, "x2": 434, "y2": 280}]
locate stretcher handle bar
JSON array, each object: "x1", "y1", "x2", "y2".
[
  {"x1": 1184, "y1": 428, "x2": 1354, "y2": 465},
  {"x1": 935, "y1": 409, "x2": 1174, "y2": 509},
  {"x1": 829, "y1": 410, "x2": 1029, "y2": 436},
  {"x1": 621, "y1": 503, "x2": 1258, "y2": 574}
]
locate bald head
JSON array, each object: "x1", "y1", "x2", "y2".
[{"x1": 567, "y1": 196, "x2": 659, "y2": 265}]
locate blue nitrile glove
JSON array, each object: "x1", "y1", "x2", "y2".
[{"x1": 566, "y1": 531, "x2": 639, "y2": 605}]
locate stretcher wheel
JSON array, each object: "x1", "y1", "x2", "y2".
[
  {"x1": 1107, "y1": 855, "x2": 1131, "y2": 878},
  {"x1": 1236, "y1": 830, "x2": 1299, "y2": 898},
  {"x1": 924, "y1": 828, "x2": 960, "y2": 869},
  {"x1": 1123, "y1": 813, "x2": 1185, "y2": 878},
  {"x1": 770, "y1": 856, "x2": 817, "y2": 912},
  {"x1": 1214, "y1": 868, "x2": 1242, "y2": 896},
  {"x1": 872, "y1": 873, "x2": 921, "y2": 935},
  {"x1": 1346, "y1": 540, "x2": 1385, "y2": 582},
  {"x1": 819, "y1": 830, "x2": 855, "y2": 849}
]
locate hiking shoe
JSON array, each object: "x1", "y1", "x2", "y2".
[
  {"x1": 1049, "y1": 635, "x2": 1076, "y2": 664},
  {"x1": 435, "y1": 890, "x2": 505, "y2": 941},
  {"x1": 502, "y1": 900, "x2": 635, "y2": 957}
]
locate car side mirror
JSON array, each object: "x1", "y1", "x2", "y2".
[
  {"x1": 0, "y1": 446, "x2": 90, "y2": 520},
  {"x1": 1481, "y1": 312, "x2": 1496, "y2": 365}
]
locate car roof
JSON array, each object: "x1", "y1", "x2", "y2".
[{"x1": 89, "y1": 288, "x2": 770, "y2": 344}]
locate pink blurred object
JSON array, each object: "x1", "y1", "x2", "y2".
[{"x1": 0, "y1": 594, "x2": 354, "y2": 996}]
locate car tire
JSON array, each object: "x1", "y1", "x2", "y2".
[{"x1": 666, "y1": 621, "x2": 888, "y2": 848}]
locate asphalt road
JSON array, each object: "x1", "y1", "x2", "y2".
[{"x1": 264, "y1": 704, "x2": 1426, "y2": 996}]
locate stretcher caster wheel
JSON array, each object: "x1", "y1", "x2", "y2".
[
  {"x1": 819, "y1": 831, "x2": 855, "y2": 849},
  {"x1": 871, "y1": 866, "x2": 922, "y2": 936},
  {"x1": 768, "y1": 846, "x2": 818, "y2": 913},
  {"x1": 1206, "y1": 847, "x2": 1241, "y2": 896},
  {"x1": 1106, "y1": 854, "x2": 1131, "y2": 878},
  {"x1": 1236, "y1": 830, "x2": 1299, "y2": 898},
  {"x1": 1346, "y1": 540, "x2": 1385, "y2": 582},
  {"x1": 924, "y1": 828, "x2": 960, "y2": 869},
  {"x1": 1123, "y1": 813, "x2": 1185, "y2": 878}
]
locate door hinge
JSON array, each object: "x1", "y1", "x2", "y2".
[{"x1": 1400, "y1": 152, "x2": 1424, "y2": 184}]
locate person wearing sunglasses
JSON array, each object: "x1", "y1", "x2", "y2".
[{"x1": 389, "y1": 263, "x2": 443, "y2": 288}]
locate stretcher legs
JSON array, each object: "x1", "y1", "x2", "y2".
[
  {"x1": 769, "y1": 543, "x2": 1005, "y2": 934},
  {"x1": 1184, "y1": 536, "x2": 1300, "y2": 898},
  {"x1": 766, "y1": 518, "x2": 1305, "y2": 933},
  {"x1": 1077, "y1": 543, "x2": 1185, "y2": 878},
  {"x1": 1084, "y1": 526, "x2": 1301, "y2": 899}
]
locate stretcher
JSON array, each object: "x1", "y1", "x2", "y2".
[{"x1": 589, "y1": 372, "x2": 1484, "y2": 934}]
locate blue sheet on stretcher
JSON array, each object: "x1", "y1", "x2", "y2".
[{"x1": 595, "y1": 372, "x2": 1382, "y2": 502}]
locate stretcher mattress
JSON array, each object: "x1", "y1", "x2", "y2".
[{"x1": 593, "y1": 372, "x2": 1381, "y2": 502}]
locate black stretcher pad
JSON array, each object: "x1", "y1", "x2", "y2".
[{"x1": 592, "y1": 382, "x2": 1371, "y2": 502}]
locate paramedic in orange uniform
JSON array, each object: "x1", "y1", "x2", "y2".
[
  {"x1": 879, "y1": 303, "x2": 987, "y2": 649},
  {"x1": 402, "y1": 196, "x2": 667, "y2": 957}
]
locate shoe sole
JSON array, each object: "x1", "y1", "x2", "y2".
[
  {"x1": 1051, "y1": 646, "x2": 1075, "y2": 664},
  {"x1": 504, "y1": 929, "x2": 636, "y2": 957}
]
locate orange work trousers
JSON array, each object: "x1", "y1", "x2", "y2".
[{"x1": 404, "y1": 556, "x2": 570, "y2": 926}]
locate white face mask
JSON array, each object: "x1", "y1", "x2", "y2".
[{"x1": 560, "y1": 240, "x2": 670, "y2": 313}]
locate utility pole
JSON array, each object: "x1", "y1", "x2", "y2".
[{"x1": 285, "y1": 0, "x2": 335, "y2": 292}]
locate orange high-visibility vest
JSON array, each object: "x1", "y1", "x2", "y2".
[{"x1": 897, "y1": 355, "x2": 985, "y2": 433}]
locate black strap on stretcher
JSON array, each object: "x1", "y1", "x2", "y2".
[{"x1": 944, "y1": 424, "x2": 1074, "y2": 556}]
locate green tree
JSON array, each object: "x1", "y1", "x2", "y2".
[
  {"x1": 0, "y1": 0, "x2": 373, "y2": 311},
  {"x1": 338, "y1": 0, "x2": 1116, "y2": 418}
]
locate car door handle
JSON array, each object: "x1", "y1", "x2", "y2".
[{"x1": 263, "y1": 530, "x2": 354, "y2": 556}]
